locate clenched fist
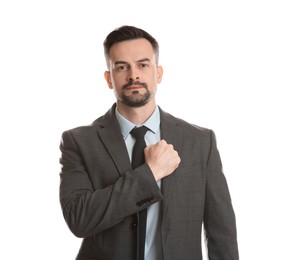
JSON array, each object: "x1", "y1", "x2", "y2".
[{"x1": 144, "y1": 140, "x2": 181, "y2": 181}]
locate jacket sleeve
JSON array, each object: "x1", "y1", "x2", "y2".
[
  {"x1": 59, "y1": 130, "x2": 163, "y2": 238},
  {"x1": 203, "y1": 130, "x2": 239, "y2": 260}
]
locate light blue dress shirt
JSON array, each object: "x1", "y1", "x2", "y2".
[{"x1": 115, "y1": 106, "x2": 163, "y2": 260}]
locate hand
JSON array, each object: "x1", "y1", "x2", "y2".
[{"x1": 144, "y1": 140, "x2": 181, "y2": 181}]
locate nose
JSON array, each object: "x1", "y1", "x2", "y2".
[{"x1": 127, "y1": 68, "x2": 140, "y2": 82}]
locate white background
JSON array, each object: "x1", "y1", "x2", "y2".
[{"x1": 1, "y1": 0, "x2": 282, "y2": 259}]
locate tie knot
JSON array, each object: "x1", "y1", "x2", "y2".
[{"x1": 130, "y1": 126, "x2": 148, "y2": 139}]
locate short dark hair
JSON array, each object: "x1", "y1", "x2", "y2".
[{"x1": 103, "y1": 25, "x2": 159, "y2": 67}]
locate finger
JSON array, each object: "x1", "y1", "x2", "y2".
[{"x1": 144, "y1": 144, "x2": 154, "y2": 151}]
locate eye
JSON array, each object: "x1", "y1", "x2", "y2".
[
  {"x1": 117, "y1": 65, "x2": 126, "y2": 71},
  {"x1": 114, "y1": 64, "x2": 129, "y2": 71},
  {"x1": 139, "y1": 63, "x2": 149, "y2": 69}
]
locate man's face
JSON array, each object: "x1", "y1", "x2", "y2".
[{"x1": 104, "y1": 38, "x2": 163, "y2": 108}]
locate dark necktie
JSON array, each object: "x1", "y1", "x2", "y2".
[{"x1": 130, "y1": 126, "x2": 148, "y2": 260}]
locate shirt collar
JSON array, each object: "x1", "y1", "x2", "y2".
[{"x1": 115, "y1": 106, "x2": 160, "y2": 139}]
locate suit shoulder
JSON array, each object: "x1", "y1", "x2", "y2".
[
  {"x1": 61, "y1": 115, "x2": 104, "y2": 137},
  {"x1": 180, "y1": 120, "x2": 213, "y2": 142},
  {"x1": 62, "y1": 104, "x2": 117, "y2": 137},
  {"x1": 161, "y1": 109, "x2": 212, "y2": 136},
  {"x1": 179, "y1": 118, "x2": 210, "y2": 133},
  {"x1": 166, "y1": 113, "x2": 217, "y2": 150}
]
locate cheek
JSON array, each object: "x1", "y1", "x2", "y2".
[
  {"x1": 111, "y1": 74, "x2": 124, "y2": 86},
  {"x1": 111, "y1": 86, "x2": 120, "y2": 99}
]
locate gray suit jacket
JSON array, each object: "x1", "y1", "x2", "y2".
[{"x1": 59, "y1": 104, "x2": 239, "y2": 260}]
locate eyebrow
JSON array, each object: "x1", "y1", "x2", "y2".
[
  {"x1": 114, "y1": 58, "x2": 151, "y2": 66},
  {"x1": 137, "y1": 58, "x2": 151, "y2": 63},
  {"x1": 114, "y1": 61, "x2": 127, "y2": 66}
]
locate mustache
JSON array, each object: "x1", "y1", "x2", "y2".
[{"x1": 122, "y1": 81, "x2": 148, "y2": 90}]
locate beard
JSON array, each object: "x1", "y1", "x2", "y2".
[{"x1": 118, "y1": 81, "x2": 151, "y2": 108}]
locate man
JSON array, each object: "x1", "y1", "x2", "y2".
[{"x1": 59, "y1": 25, "x2": 239, "y2": 260}]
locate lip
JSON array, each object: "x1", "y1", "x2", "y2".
[{"x1": 127, "y1": 85, "x2": 144, "y2": 90}]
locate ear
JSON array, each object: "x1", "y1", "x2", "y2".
[
  {"x1": 157, "y1": 66, "x2": 163, "y2": 84},
  {"x1": 104, "y1": 71, "x2": 113, "y2": 89}
]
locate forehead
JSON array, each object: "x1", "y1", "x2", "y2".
[{"x1": 108, "y1": 38, "x2": 155, "y2": 63}]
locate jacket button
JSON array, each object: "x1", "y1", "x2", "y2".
[{"x1": 146, "y1": 196, "x2": 153, "y2": 204}]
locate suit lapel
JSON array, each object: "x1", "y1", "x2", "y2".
[
  {"x1": 97, "y1": 105, "x2": 131, "y2": 176},
  {"x1": 159, "y1": 108, "x2": 183, "y2": 214}
]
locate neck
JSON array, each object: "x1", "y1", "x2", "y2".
[{"x1": 116, "y1": 101, "x2": 156, "y2": 125}]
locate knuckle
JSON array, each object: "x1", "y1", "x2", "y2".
[{"x1": 160, "y1": 139, "x2": 166, "y2": 145}]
